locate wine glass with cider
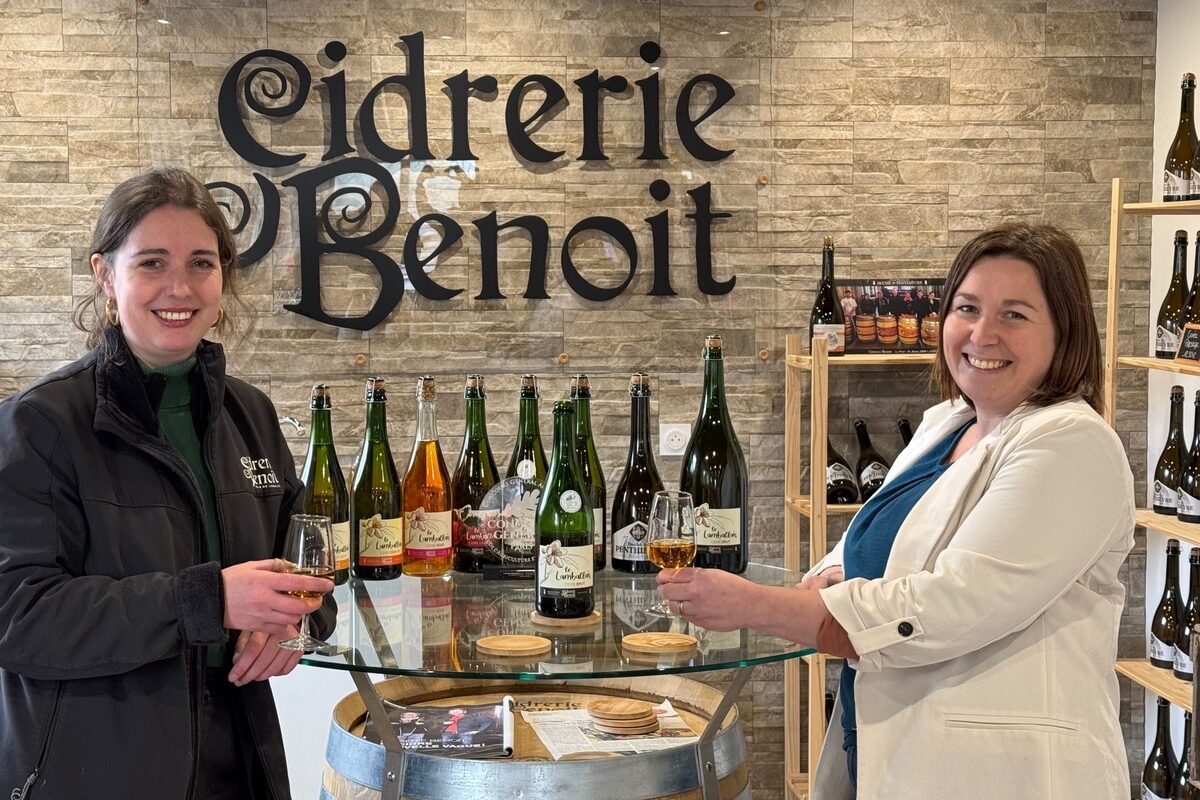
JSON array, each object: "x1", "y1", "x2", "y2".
[
  {"x1": 647, "y1": 490, "x2": 697, "y2": 616},
  {"x1": 278, "y1": 513, "x2": 336, "y2": 653}
]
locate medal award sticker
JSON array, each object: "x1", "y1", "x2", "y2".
[{"x1": 478, "y1": 476, "x2": 542, "y2": 565}]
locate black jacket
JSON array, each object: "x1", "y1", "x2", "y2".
[{"x1": 0, "y1": 329, "x2": 327, "y2": 799}]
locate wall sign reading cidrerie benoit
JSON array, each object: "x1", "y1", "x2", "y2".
[{"x1": 213, "y1": 34, "x2": 740, "y2": 330}]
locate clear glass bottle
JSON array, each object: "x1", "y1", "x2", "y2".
[{"x1": 402, "y1": 376, "x2": 453, "y2": 577}]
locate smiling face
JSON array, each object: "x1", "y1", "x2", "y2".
[
  {"x1": 91, "y1": 204, "x2": 223, "y2": 368},
  {"x1": 942, "y1": 255, "x2": 1057, "y2": 426}
]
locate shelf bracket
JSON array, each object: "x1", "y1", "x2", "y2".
[
  {"x1": 350, "y1": 668, "x2": 407, "y2": 800},
  {"x1": 694, "y1": 663, "x2": 755, "y2": 800}
]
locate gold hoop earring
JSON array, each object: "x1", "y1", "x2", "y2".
[
  {"x1": 211, "y1": 306, "x2": 225, "y2": 329},
  {"x1": 104, "y1": 297, "x2": 120, "y2": 327}
]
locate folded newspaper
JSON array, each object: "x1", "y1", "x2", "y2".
[
  {"x1": 362, "y1": 696, "x2": 515, "y2": 758},
  {"x1": 521, "y1": 699, "x2": 698, "y2": 761}
]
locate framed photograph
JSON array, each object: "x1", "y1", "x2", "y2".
[{"x1": 834, "y1": 277, "x2": 945, "y2": 355}]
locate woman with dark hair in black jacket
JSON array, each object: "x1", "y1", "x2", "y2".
[{"x1": 0, "y1": 168, "x2": 334, "y2": 800}]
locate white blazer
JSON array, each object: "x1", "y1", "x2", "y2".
[{"x1": 810, "y1": 398, "x2": 1135, "y2": 800}]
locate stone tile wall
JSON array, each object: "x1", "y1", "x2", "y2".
[{"x1": 0, "y1": 1, "x2": 1158, "y2": 796}]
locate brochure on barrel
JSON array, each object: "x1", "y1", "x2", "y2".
[{"x1": 362, "y1": 695, "x2": 515, "y2": 758}]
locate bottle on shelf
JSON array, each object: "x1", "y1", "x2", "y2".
[
  {"x1": 570, "y1": 374, "x2": 607, "y2": 571},
  {"x1": 1155, "y1": 385, "x2": 1187, "y2": 515},
  {"x1": 1186, "y1": 232, "x2": 1200, "y2": 326},
  {"x1": 1181, "y1": 390, "x2": 1200, "y2": 524},
  {"x1": 1143, "y1": 696, "x2": 1178, "y2": 800},
  {"x1": 1164, "y1": 72, "x2": 1199, "y2": 203},
  {"x1": 452, "y1": 374, "x2": 500, "y2": 573},
  {"x1": 402, "y1": 376, "x2": 454, "y2": 577},
  {"x1": 679, "y1": 334, "x2": 749, "y2": 573},
  {"x1": 809, "y1": 236, "x2": 845, "y2": 356},
  {"x1": 1174, "y1": 711, "x2": 1196, "y2": 800},
  {"x1": 1152, "y1": 538, "x2": 1184, "y2": 670},
  {"x1": 506, "y1": 374, "x2": 548, "y2": 484},
  {"x1": 611, "y1": 372, "x2": 664, "y2": 573},
  {"x1": 853, "y1": 419, "x2": 891, "y2": 503},
  {"x1": 1158, "y1": 233, "x2": 1190, "y2": 360},
  {"x1": 300, "y1": 384, "x2": 350, "y2": 585},
  {"x1": 352, "y1": 377, "x2": 404, "y2": 580},
  {"x1": 826, "y1": 439, "x2": 858, "y2": 504},
  {"x1": 1177, "y1": 547, "x2": 1200, "y2": 682},
  {"x1": 897, "y1": 418, "x2": 914, "y2": 447},
  {"x1": 535, "y1": 401, "x2": 595, "y2": 619}
]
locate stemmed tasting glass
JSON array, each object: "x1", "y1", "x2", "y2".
[
  {"x1": 278, "y1": 513, "x2": 336, "y2": 654},
  {"x1": 646, "y1": 490, "x2": 697, "y2": 616}
]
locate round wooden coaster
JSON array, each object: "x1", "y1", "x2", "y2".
[
  {"x1": 529, "y1": 610, "x2": 602, "y2": 628},
  {"x1": 593, "y1": 720, "x2": 660, "y2": 736},
  {"x1": 587, "y1": 698, "x2": 656, "y2": 720},
  {"x1": 621, "y1": 632, "x2": 698, "y2": 654},
  {"x1": 475, "y1": 634, "x2": 552, "y2": 657},
  {"x1": 589, "y1": 713, "x2": 658, "y2": 728}
]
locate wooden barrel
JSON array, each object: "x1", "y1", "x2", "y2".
[
  {"x1": 854, "y1": 315, "x2": 876, "y2": 342},
  {"x1": 877, "y1": 314, "x2": 898, "y2": 344},
  {"x1": 843, "y1": 317, "x2": 854, "y2": 345},
  {"x1": 321, "y1": 675, "x2": 750, "y2": 800},
  {"x1": 897, "y1": 314, "x2": 918, "y2": 346},
  {"x1": 921, "y1": 314, "x2": 940, "y2": 347}
]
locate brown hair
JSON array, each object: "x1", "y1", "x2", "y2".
[
  {"x1": 932, "y1": 222, "x2": 1103, "y2": 413},
  {"x1": 74, "y1": 167, "x2": 240, "y2": 350}
]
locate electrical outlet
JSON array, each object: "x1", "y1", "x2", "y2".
[{"x1": 659, "y1": 423, "x2": 691, "y2": 457}]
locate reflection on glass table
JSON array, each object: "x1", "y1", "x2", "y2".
[{"x1": 301, "y1": 563, "x2": 814, "y2": 679}]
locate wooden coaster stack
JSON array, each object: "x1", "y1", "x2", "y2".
[{"x1": 587, "y1": 698, "x2": 660, "y2": 736}]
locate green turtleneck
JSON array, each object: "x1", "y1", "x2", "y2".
[{"x1": 139, "y1": 356, "x2": 227, "y2": 666}]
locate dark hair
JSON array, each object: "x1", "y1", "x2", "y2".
[
  {"x1": 74, "y1": 167, "x2": 239, "y2": 349},
  {"x1": 932, "y1": 222, "x2": 1103, "y2": 413}
]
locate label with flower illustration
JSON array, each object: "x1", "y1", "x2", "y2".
[
  {"x1": 356, "y1": 514, "x2": 405, "y2": 566},
  {"x1": 694, "y1": 504, "x2": 741, "y2": 547},
  {"x1": 404, "y1": 507, "x2": 453, "y2": 558},
  {"x1": 538, "y1": 541, "x2": 593, "y2": 590}
]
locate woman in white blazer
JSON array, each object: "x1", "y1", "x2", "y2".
[{"x1": 659, "y1": 223, "x2": 1135, "y2": 799}]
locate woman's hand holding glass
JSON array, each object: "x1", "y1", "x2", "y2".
[
  {"x1": 276, "y1": 514, "x2": 338, "y2": 653},
  {"x1": 646, "y1": 490, "x2": 697, "y2": 616}
]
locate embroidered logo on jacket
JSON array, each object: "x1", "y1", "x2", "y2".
[{"x1": 241, "y1": 456, "x2": 280, "y2": 489}]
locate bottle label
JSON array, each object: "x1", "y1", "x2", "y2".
[
  {"x1": 1154, "y1": 480, "x2": 1179, "y2": 511},
  {"x1": 613, "y1": 520, "x2": 650, "y2": 562},
  {"x1": 516, "y1": 459, "x2": 536, "y2": 480},
  {"x1": 695, "y1": 504, "x2": 741, "y2": 547},
  {"x1": 1157, "y1": 325, "x2": 1179, "y2": 356},
  {"x1": 813, "y1": 323, "x2": 845, "y2": 354},
  {"x1": 357, "y1": 514, "x2": 405, "y2": 566},
  {"x1": 1180, "y1": 489, "x2": 1200, "y2": 518},
  {"x1": 538, "y1": 542, "x2": 593, "y2": 589},
  {"x1": 592, "y1": 507, "x2": 604, "y2": 550},
  {"x1": 559, "y1": 490, "x2": 583, "y2": 513},
  {"x1": 1143, "y1": 785, "x2": 1170, "y2": 800},
  {"x1": 827, "y1": 463, "x2": 855, "y2": 486},
  {"x1": 1165, "y1": 169, "x2": 1192, "y2": 200},
  {"x1": 1150, "y1": 633, "x2": 1175, "y2": 663},
  {"x1": 332, "y1": 520, "x2": 350, "y2": 572},
  {"x1": 860, "y1": 462, "x2": 889, "y2": 486},
  {"x1": 454, "y1": 505, "x2": 499, "y2": 552},
  {"x1": 1175, "y1": 643, "x2": 1194, "y2": 675},
  {"x1": 404, "y1": 508, "x2": 452, "y2": 558}
]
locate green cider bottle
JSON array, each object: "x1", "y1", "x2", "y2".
[
  {"x1": 505, "y1": 374, "x2": 548, "y2": 483},
  {"x1": 351, "y1": 377, "x2": 404, "y2": 580},
  {"x1": 452, "y1": 374, "x2": 500, "y2": 573},
  {"x1": 679, "y1": 334, "x2": 749, "y2": 573},
  {"x1": 570, "y1": 374, "x2": 607, "y2": 571},
  {"x1": 536, "y1": 401, "x2": 595, "y2": 618},
  {"x1": 300, "y1": 384, "x2": 350, "y2": 584}
]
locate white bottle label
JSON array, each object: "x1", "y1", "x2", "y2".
[
  {"x1": 516, "y1": 459, "x2": 536, "y2": 480},
  {"x1": 813, "y1": 323, "x2": 845, "y2": 354},
  {"x1": 1154, "y1": 480, "x2": 1179, "y2": 511},
  {"x1": 1143, "y1": 784, "x2": 1171, "y2": 800},
  {"x1": 695, "y1": 505, "x2": 741, "y2": 547},
  {"x1": 1150, "y1": 633, "x2": 1175, "y2": 663},
  {"x1": 538, "y1": 542, "x2": 593, "y2": 589},
  {"x1": 613, "y1": 520, "x2": 649, "y2": 562},
  {"x1": 559, "y1": 490, "x2": 583, "y2": 513},
  {"x1": 357, "y1": 514, "x2": 405, "y2": 566},
  {"x1": 1180, "y1": 489, "x2": 1200, "y2": 518},
  {"x1": 332, "y1": 520, "x2": 350, "y2": 572},
  {"x1": 1175, "y1": 643, "x2": 1194, "y2": 675},
  {"x1": 592, "y1": 507, "x2": 604, "y2": 549},
  {"x1": 1165, "y1": 169, "x2": 1192, "y2": 199},
  {"x1": 827, "y1": 463, "x2": 855, "y2": 486},
  {"x1": 860, "y1": 462, "x2": 889, "y2": 486},
  {"x1": 404, "y1": 508, "x2": 452, "y2": 558},
  {"x1": 1157, "y1": 325, "x2": 1179, "y2": 356}
]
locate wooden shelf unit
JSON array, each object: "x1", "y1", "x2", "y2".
[
  {"x1": 1116, "y1": 659, "x2": 1192, "y2": 710},
  {"x1": 1137, "y1": 509, "x2": 1200, "y2": 548}
]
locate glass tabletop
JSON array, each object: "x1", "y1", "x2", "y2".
[{"x1": 300, "y1": 563, "x2": 815, "y2": 679}]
